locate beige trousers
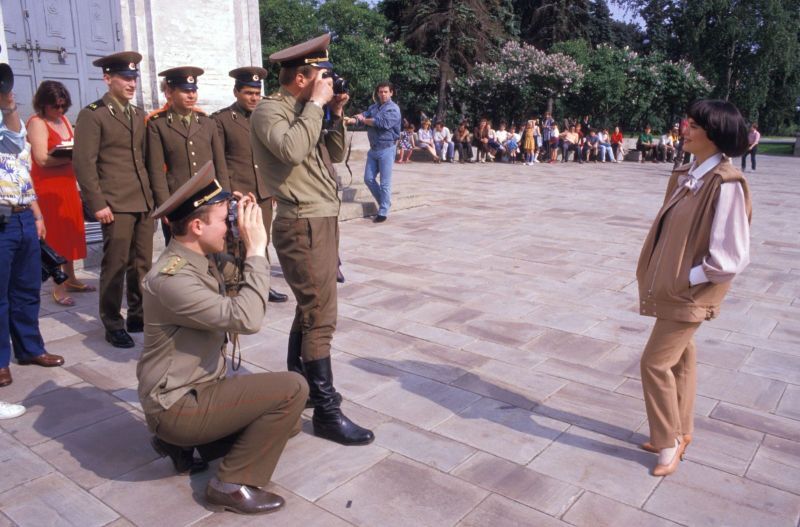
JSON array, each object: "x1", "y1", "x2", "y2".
[
  {"x1": 640, "y1": 318, "x2": 701, "y2": 449},
  {"x1": 151, "y1": 372, "x2": 308, "y2": 487}
]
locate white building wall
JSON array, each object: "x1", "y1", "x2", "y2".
[{"x1": 119, "y1": 0, "x2": 261, "y2": 113}]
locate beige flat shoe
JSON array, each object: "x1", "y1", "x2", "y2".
[{"x1": 652, "y1": 439, "x2": 687, "y2": 477}]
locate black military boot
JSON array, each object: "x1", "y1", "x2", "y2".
[
  {"x1": 288, "y1": 332, "x2": 340, "y2": 409},
  {"x1": 305, "y1": 357, "x2": 374, "y2": 446}
]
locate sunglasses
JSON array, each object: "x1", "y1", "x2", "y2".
[{"x1": 50, "y1": 103, "x2": 68, "y2": 110}]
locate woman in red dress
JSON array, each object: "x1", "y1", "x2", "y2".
[{"x1": 27, "y1": 81, "x2": 92, "y2": 306}]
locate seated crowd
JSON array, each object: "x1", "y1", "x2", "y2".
[{"x1": 397, "y1": 114, "x2": 690, "y2": 167}]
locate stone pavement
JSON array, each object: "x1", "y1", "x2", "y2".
[{"x1": 1, "y1": 154, "x2": 799, "y2": 526}]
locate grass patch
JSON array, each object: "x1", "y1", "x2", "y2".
[{"x1": 759, "y1": 143, "x2": 794, "y2": 156}]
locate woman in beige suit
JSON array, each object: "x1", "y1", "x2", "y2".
[{"x1": 636, "y1": 99, "x2": 751, "y2": 477}]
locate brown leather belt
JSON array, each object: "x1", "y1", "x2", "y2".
[{"x1": 10, "y1": 205, "x2": 31, "y2": 213}]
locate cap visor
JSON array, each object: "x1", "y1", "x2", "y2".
[
  {"x1": 207, "y1": 190, "x2": 232, "y2": 205},
  {"x1": 311, "y1": 61, "x2": 334, "y2": 70}
]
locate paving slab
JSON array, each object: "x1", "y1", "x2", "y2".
[
  {"x1": 451, "y1": 451, "x2": 581, "y2": 516},
  {"x1": 317, "y1": 455, "x2": 489, "y2": 527},
  {"x1": 528, "y1": 425, "x2": 659, "y2": 507},
  {"x1": 457, "y1": 493, "x2": 570, "y2": 527},
  {"x1": 434, "y1": 397, "x2": 569, "y2": 464},
  {"x1": 563, "y1": 492, "x2": 681, "y2": 527},
  {"x1": 644, "y1": 460, "x2": 800, "y2": 527},
  {"x1": 0, "y1": 472, "x2": 119, "y2": 527}
]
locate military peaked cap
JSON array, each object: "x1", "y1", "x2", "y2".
[
  {"x1": 269, "y1": 33, "x2": 333, "y2": 69},
  {"x1": 229, "y1": 66, "x2": 268, "y2": 88},
  {"x1": 151, "y1": 161, "x2": 231, "y2": 221},
  {"x1": 93, "y1": 51, "x2": 142, "y2": 78},
  {"x1": 159, "y1": 66, "x2": 204, "y2": 91}
]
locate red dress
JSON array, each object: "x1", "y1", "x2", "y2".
[{"x1": 28, "y1": 115, "x2": 87, "y2": 260}]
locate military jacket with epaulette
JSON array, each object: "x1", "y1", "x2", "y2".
[
  {"x1": 211, "y1": 103, "x2": 271, "y2": 200},
  {"x1": 146, "y1": 108, "x2": 230, "y2": 207},
  {"x1": 73, "y1": 92, "x2": 154, "y2": 214},
  {"x1": 136, "y1": 240, "x2": 270, "y2": 416},
  {"x1": 250, "y1": 87, "x2": 346, "y2": 219}
]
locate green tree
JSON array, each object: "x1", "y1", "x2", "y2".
[
  {"x1": 452, "y1": 40, "x2": 584, "y2": 123},
  {"x1": 260, "y1": 0, "x2": 320, "y2": 92},
  {"x1": 615, "y1": 0, "x2": 800, "y2": 133},
  {"x1": 379, "y1": 0, "x2": 517, "y2": 119},
  {"x1": 514, "y1": 0, "x2": 591, "y2": 49}
]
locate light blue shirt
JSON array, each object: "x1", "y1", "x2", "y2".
[
  {"x1": 363, "y1": 100, "x2": 401, "y2": 151},
  {"x1": 0, "y1": 118, "x2": 26, "y2": 155}
]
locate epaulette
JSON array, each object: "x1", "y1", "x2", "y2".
[
  {"x1": 210, "y1": 108, "x2": 224, "y2": 117},
  {"x1": 194, "y1": 109, "x2": 207, "y2": 117},
  {"x1": 159, "y1": 255, "x2": 186, "y2": 275},
  {"x1": 264, "y1": 92, "x2": 283, "y2": 101},
  {"x1": 87, "y1": 99, "x2": 105, "y2": 111}
]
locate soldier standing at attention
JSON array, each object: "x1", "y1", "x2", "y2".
[
  {"x1": 146, "y1": 66, "x2": 229, "y2": 243},
  {"x1": 73, "y1": 52, "x2": 156, "y2": 349},
  {"x1": 250, "y1": 34, "x2": 373, "y2": 445},
  {"x1": 211, "y1": 67, "x2": 288, "y2": 303},
  {"x1": 137, "y1": 165, "x2": 307, "y2": 514}
]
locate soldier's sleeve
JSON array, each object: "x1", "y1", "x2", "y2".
[
  {"x1": 146, "y1": 120, "x2": 171, "y2": 206},
  {"x1": 154, "y1": 255, "x2": 270, "y2": 334},
  {"x1": 72, "y1": 109, "x2": 107, "y2": 213},
  {"x1": 325, "y1": 115, "x2": 347, "y2": 163},
  {"x1": 252, "y1": 99, "x2": 323, "y2": 166},
  {"x1": 211, "y1": 122, "x2": 231, "y2": 191}
]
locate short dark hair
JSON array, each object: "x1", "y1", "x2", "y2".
[
  {"x1": 375, "y1": 81, "x2": 394, "y2": 92},
  {"x1": 278, "y1": 65, "x2": 315, "y2": 86},
  {"x1": 169, "y1": 205, "x2": 214, "y2": 237},
  {"x1": 687, "y1": 99, "x2": 749, "y2": 157},
  {"x1": 32, "y1": 80, "x2": 72, "y2": 115}
]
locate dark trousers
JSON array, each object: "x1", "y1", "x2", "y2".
[
  {"x1": 150, "y1": 372, "x2": 308, "y2": 487},
  {"x1": 0, "y1": 209, "x2": 46, "y2": 368},
  {"x1": 272, "y1": 216, "x2": 338, "y2": 362},
  {"x1": 99, "y1": 212, "x2": 153, "y2": 331},
  {"x1": 456, "y1": 141, "x2": 472, "y2": 161},
  {"x1": 741, "y1": 147, "x2": 757, "y2": 170}
]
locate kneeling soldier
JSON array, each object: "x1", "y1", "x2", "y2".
[{"x1": 136, "y1": 163, "x2": 308, "y2": 514}]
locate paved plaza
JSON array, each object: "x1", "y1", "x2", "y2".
[{"x1": 1, "y1": 153, "x2": 799, "y2": 526}]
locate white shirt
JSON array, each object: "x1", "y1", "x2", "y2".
[
  {"x1": 683, "y1": 154, "x2": 751, "y2": 285},
  {"x1": 494, "y1": 130, "x2": 509, "y2": 143}
]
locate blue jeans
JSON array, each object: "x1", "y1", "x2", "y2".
[
  {"x1": 0, "y1": 209, "x2": 46, "y2": 368},
  {"x1": 364, "y1": 145, "x2": 395, "y2": 217},
  {"x1": 434, "y1": 141, "x2": 455, "y2": 161}
]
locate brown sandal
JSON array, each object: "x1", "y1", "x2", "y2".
[
  {"x1": 52, "y1": 291, "x2": 76, "y2": 307},
  {"x1": 64, "y1": 281, "x2": 97, "y2": 293}
]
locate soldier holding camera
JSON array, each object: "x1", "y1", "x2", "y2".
[
  {"x1": 250, "y1": 34, "x2": 374, "y2": 446},
  {"x1": 0, "y1": 62, "x2": 64, "y2": 400},
  {"x1": 137, "y1": 165, "x2": 308, "y2": 514}
]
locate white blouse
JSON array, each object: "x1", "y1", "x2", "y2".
[{"x1": 684, "y1": 154, "x2": 751, "y2": 285}]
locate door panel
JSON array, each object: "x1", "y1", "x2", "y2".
[{"x1": 1, "y1": 0, "x2": 36, "y2": 119}]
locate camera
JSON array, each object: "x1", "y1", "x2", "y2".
[
  {"x1": 41, "y1": 240, "x2": 68, "y2": 284},
  {"x1": 226, "y1": 198, "x2": 239, "y2": 240},
  {"x1": 322, "y1": 70, "x2": 349, "y2": 95}
]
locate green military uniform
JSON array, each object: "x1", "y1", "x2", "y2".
[
  {"x1": 137, "y1": 166, "x2": 307, "y2": 512},
  {"x1": 250, "y1": 33, "x2": 373, "y2": 446},
  {"x1": 147, "y1": 108, "x2": 229, "y2": 203},
  {"x1": 147, "y1": 66, "x2": 230, "y2": 207},
  {"x1": 212, "y1": 102, "x2": 271, "y2": 227},
  {"x1": 251, "y1": 87, "x2": 345, "y2": 360},
  {"x1": 73, "y1": 52, "x2": 156, "y2": 344}
]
